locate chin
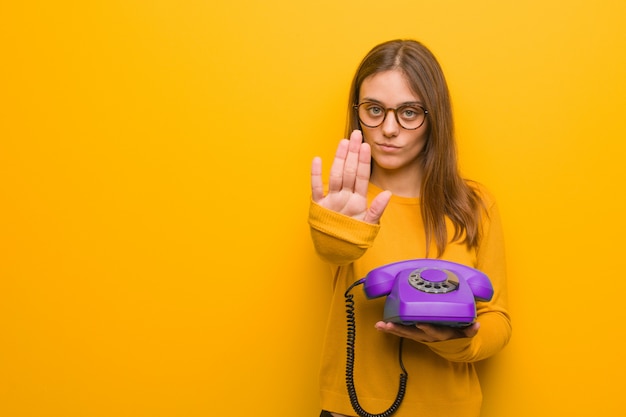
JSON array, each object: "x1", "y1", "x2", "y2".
[
  {"x1": 373, "y1": 160, "x2": 407, "y2": 172},
  {"x1": 372, "y1": 155, "x2": 421, "y2": 173}
]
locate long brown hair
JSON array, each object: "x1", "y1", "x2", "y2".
[{"x1": 346, "y1": 39, "x2": 486, "y2": 257}]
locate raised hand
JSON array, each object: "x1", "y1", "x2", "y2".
[{"x1": 311, "y1": 130, "x2": 391, "y2": 224}]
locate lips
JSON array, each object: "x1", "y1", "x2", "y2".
[{"x1": 375, "y1": 142, "x2": 401, "y2": 152}]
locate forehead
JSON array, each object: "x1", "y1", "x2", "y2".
[{"x1": 359, "y1": 69, "x2": 422, "y2": 104}]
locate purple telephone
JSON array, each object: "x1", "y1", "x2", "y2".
[
  {"x1": 343, "y1": 259, "x2": 493, "y2": 416},
  {"x1": 363, "y1": 259, "x2": 494, "y2": 326}
]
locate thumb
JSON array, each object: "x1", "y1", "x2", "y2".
[
  {"x1": 363, "y1": 190, "x2": 392, "y2": 224},
  {"x1": 462, "y1": 322, "x2": 480, "y2": 338}
]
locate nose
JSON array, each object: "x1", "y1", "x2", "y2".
[{"x1": 381, "y1": 108, "x2": 400, "y2": 137}]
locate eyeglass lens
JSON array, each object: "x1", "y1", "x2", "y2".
[{"x1": 356, "y1": 102, "x2": 426, "y2": 130}]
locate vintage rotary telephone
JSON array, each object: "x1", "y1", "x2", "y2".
[{"x1": 344, "y1": 259, "x2": 494, "y2": 417}]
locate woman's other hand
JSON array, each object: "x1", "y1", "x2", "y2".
[{"x1": 374, "y1": 321, "x2": 480, "y2": 343}]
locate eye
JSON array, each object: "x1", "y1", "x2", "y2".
[
  {"x1": 399, "y1": 106, "x2": 421, "y2": 120},
  {"x1": 366, "y1": 104, "x2": 384, "y2": 117}
]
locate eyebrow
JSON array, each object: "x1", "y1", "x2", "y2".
[{"x1": 361, "y1": 97, "x2": 424, "y2": 107}]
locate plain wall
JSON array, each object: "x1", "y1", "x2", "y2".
[{"x1": 1, "y1": 1, "x2": 625, "y2": 416}]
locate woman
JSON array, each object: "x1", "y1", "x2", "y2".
[{"x1": 309, "y1": 40, "x2": 511, "y2": 417}]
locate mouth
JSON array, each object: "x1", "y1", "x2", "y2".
[{"x1": 375, "y1": 142, "x2": 401, "y2": 152}]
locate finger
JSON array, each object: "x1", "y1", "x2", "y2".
[
  {"x1": 353, "y1": 141, "x2": 372, "y2": 197},
  {"x1": 375, "y1": 321, "x2": 418, "y2": 338},
  {"x1": 378, "y1": 322, "x2": 439, "y2": 343},
  {"x1": 328, "y1": 139, "x2": 349, "y2": 193},
  {"x1": 461, "y1": 322, "x2": 480, "y2": 338},
  {"x1": 341, "y1": 130, "x2": 363, "y2": 191},
  {"x1": 375, "y1": 321, "x2": 403, "y2": 336},
  {"x1": 363, "y1": 190, "x2": 392, "y2": 224},
  {"x1": 311, "y1": 157, "x2": 324, "y2": 202}
]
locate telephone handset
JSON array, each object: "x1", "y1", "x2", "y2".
[
  {"x1": 363, "y1": 259, "x2": 494, "y2": 326},
  {"x1": 344, "y1": 259, "x2": 494, "y2": 417}
]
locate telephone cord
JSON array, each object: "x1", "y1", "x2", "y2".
[{"x1": 344, "y1": 279, "x2": 408, "y2": 417}]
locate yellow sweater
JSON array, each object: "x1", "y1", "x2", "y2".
[{"x1": 309, "y1": 183, "x2": 511, "y2": 417}]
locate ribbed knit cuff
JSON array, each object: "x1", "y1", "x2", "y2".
[{"x1": 308, "y1": 199, "x2": 380, "y2": 247}]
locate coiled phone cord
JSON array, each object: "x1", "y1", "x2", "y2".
[{"x1": 344, "y1": 279, "x2": 408, "y2": 417}]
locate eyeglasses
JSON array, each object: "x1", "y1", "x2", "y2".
[{"x1": 354, "y1": 101, "x2": 429, "y2": 130}]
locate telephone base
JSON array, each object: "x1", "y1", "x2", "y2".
[{"x1": 386, "y1": 318, "x2": 475, "y2": 328}]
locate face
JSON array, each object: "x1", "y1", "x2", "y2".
[{"x1": 358, "y1": 69, "x2": 428, "y2": 179}]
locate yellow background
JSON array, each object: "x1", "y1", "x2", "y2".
[{"x1": 1, "y1": 1, "x2": 625, "y2": 416}]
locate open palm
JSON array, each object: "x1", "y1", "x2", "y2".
[{"x1": 311, "y1": 130, "x2": 391, "y2": 224}]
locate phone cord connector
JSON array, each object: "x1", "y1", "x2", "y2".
[{"x1": 344, "y1": 279, "x2": 408, "y2": 417}]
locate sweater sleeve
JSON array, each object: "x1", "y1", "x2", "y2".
[
  {"x1": 423, "y1": 195, "x2": 512, "y2": 362},
  {"x1": 308, "y1": 199, "x2": 380, "y2": 266}
]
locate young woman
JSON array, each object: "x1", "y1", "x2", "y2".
[{"x1": 309, "y1": 40, "x2": 511, "y2": 417}]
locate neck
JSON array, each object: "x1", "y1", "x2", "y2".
[{"x1": 370, "y1": 165, "x2": 423, "y2": 198}]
